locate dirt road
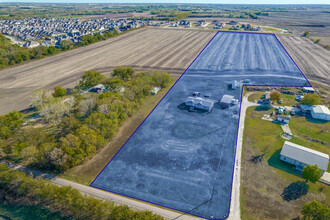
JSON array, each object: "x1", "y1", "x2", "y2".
[{"x1": 0, "y1": 28, "x2": 215, "y2": 115}]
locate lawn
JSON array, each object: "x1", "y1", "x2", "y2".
[
  {"x1": 240, "y1": 106, "x2": 329, "y2": 220},
  {"x1": 0, "y1": 203, "x2": 67, "y2": 220}
]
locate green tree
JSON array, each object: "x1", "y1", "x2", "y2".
[
  {"x1": 303, "y1": 31, "x2": 310, "y2": 37},
  {"x1": 301, "y1": 93, "x2": 321, "y2": 105},
  {"x1": 270, "y1": 90, "x2": 281, "y2": 103},
  {"x1": 79, "y1": 70, "x2": 105, "y2": 89},
  {"x1": 113, "y1": 66, "x2": 135, "y2": 81},
  {"x1": 315, "y1": 39, "x2": 321, "y2": 44},
  {"x1": 53, "y1": 86, "x2": 67, "y2": 97},
  {"x1": 151, "y1": 71, "x2": 173, "y2": 88},
  {"x1": 302, "y1": 200, "x2": 330, "y2": 220},
  {"x1": 302, "y1": 164, "x2": 322, "y2": 183}
]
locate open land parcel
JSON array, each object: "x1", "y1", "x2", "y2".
[{"x1": 91, "y1": 31, "x2": 309, "y2": 219}]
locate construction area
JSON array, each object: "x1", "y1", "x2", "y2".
[{"x1": 91, "y1": 31, "x2": 309, "y2": 219}]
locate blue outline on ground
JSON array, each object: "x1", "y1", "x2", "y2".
[{"x1": 90, "y1": 31, "x2": 311, "y2": 220}]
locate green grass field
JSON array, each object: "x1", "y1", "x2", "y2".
[{"x1": 240, "y1": 106, "x2": 329, "y2": 220}]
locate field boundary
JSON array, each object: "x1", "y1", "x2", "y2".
[{"x1": 90, "y1": 31, "x2": 312, "y2": 220}]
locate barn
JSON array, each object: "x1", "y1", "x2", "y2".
[
  {"x1": 220, "y1": 94, "x2": 234, "y2": 108},
  {"x1": 311, "y1": 105, "x2": 330, "y2": 121},
  {"x1": 280, "y1": 141, "x2": 329, "y2": 174}
]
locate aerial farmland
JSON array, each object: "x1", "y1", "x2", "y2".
[{"x1": 90, "y1": 31, "x2": 309, "y2": 219}]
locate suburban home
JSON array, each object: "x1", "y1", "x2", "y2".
[
  {"x1": 151, "y1": 86, "x2": 161, "y2": 95},
  {"x1": 311, "y1": 105, "x2": 330, "y2": 121},
  {"x1": 277, "y1": 115, "x2": 291, "y2": 123},
  {"x1": 280, "y1": 141, "x2": 329, "y2": 174},
  {"x1": 220, "y1": 94, "x2": 234, "y2": 108},
  {"x1": 185, "y1": 96, "x2": 215, "y2": 112},
  {"x1": 302, "y1": 87, "x2": 315, "y2": 93}
]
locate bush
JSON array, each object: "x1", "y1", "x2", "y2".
[
  {"x1": 301, "y1": 93, "x2": 321, "y2": 105},
  {"x1": 303, "y1": 31, "x2": 310, "y2": 37},
  {"x1": 53, "y1": 86, "x2": 67, "y2": 97},
  {"x1": 302, "y1": 164, "x2": 322, "y2": 183}
]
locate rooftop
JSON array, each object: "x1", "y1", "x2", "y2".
[{"x1": 280, "y1": 141, "x2": 329, "y2": 171}]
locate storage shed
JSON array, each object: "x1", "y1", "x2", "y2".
[
  {"x1": 280, "y1": 141, "x2": 329, "y2": 174},
  {"x1": 311, "y1": 105, "x2": 330, "y2": 121}
]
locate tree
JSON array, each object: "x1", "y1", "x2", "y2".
[
  {"x1": 302, "y1": 201, "x2": 330, "y2": 220},
  {"x1": 315, "y1": 39, "x2": 321, "y2": 44},
  {"x1": 150, "y1": 71, "x2": 173, "y2": 88},
  {"x1": 112, "y1": 66, "x2": 135, "y2": 81},
  {"x1": 301, "y1": 93, "x2": 321, "y2": 105},
  {"x1": 79, "y1": 70, "x2": 105, "y2": 89},
  {"x1": 53, "y1": 86, "x2": 67, "y2": 97},
  {"x1": 270, "y1": 90, "x2": 281, "y2": 103},
  {"x1": 302, "y1": 164, "x2": 322, "y2": 183},
  {"x1": 31, "y1": 89, "x2": 51, "y2": 109},
  {"x1": 303, "y1": 31, "x2": 310, "y2": 37}
]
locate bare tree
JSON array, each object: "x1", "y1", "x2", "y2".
[
  {"x1": 98, "y1": 104, "x2": 109, "y2": 114},
  {"x1": 31, "y1": 89, "x2": 52, "y2": 109},
  {"x1": 79, "y1": 96, "x2": 96, "y2": 116}
]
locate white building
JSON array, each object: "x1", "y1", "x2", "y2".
[
  {"x1": 185, "y1": 96, "x2": 215, "y2": 112},
  {"x1": 303, "y1": 87, "x2": 315, "y2": 93},
  {"x1": 311, "y1": 105, "x2": 330, "y2": 121},
  {"x1": 277, "y1": 115, "x2": 291, "y2": 123},
  {"x1": 280, "y1": 141, "x2": 329, "y2": 174}
]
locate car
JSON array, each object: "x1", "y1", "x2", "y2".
[{"x1": 192, "y1": 92, "x2": 200, "y2": 97}]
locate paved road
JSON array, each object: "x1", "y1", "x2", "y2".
[
  {"x1": 227, "y1": 93, "x2": 257, "y2": 220},
  {"x1": 0, "y1": 160, "x2": 201, "y2": 220}
]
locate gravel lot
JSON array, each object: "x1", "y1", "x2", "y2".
[{"x1": 0, "y1": 28, "x2": 214, "y2": 115}]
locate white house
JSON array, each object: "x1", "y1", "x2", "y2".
[
  {"x1": 303, "y1": 87, "x2": 315, "y2": 93},
  {"x1": 185, "y1": 96, "x2": 215, "y2": 112},
  {"x1": 220, "y1": 94, "x2": 234, "y2": 108},
  {"x1": 280, "y1": 141, "x2": 329, "y2": 174},
  {"x1": 311, "y1": 105, "x2": 330, "y2": 121}
]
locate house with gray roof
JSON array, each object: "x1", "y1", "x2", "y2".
[
  {"x1": 311, "y1": 105, "x2": 330, "y2": 121},
  {"x1": 280, "y1": 141, "x2": 329, "y2": 174},
  {"x1": 185, "y1": 96, "x2": 215, "y2": 112}
]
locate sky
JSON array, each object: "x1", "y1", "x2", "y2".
[{"x1": 1, "y1": 0, "x2": 329, "y2": 4}]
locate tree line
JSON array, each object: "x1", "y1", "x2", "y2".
[
  {"x1": 0, "y1": 164, "x2": 164, "y2": 220},
  {"x1": 0, "y1": 67, "x2": 173, "y2": 172},
  {"x1": 0, "y1": 27, "x2": 138, "y2": 70}
]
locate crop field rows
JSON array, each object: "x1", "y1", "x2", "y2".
[
  {"x1": 277, "y1": 35, "x2": 330, "y2": 86},
  {"x1": 0, "y1": 28, "x2": 214, "y2": 115},
  {"x1": 91, "y1": 32, "x2": 309, "y2": 219}
]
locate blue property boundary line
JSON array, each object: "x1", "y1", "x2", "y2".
[{"x1": 90, "y1": 31, "x2": 312, "y2": 220}]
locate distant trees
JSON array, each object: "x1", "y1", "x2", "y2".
[
  {"x1": 112, "y1": 66, "x2": 135, "y2": 81},
  {"x1": 53, "y1": 86, "x2": 67, "y2": 97},
  {"x1": 302, "y1": 200, "x2": 330, "y2": 220},
  {"x1": 303, "y1": 31, "x2": 310, "y2": 37},
  {"x1": 301, "y1": 93, "x2": 321, "y2": 105},
  {"x1": 270, "y1": 90, "x2": 281, "y2": 103},
  {"x1": 79, "y1": 70, "x2": 105, "y2": 89},
  {"x1": 302, "y1": 164, "x2": 322, "y2": 183}
]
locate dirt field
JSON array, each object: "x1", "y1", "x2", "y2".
[
  {"x1": 0, "y1": 28, "x2": 215, "y2": 115},
  {"x1": 277, "y1": 35, "x2": 330, "y2": 87}
]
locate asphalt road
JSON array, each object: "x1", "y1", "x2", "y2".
[{"x1": 0, "y1": 160, "x2": 201, "y2": 220}]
